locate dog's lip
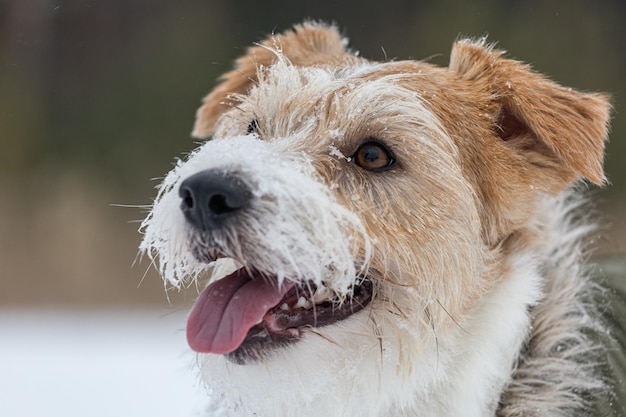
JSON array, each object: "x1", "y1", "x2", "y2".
[
  {"x1": 261, "y1": 278, "x2": 372, "y2": 333},
  {"x1": 233, "y1": 277, "x2": 373, "y2": 357},
  {"x1": 186, "y1": 264, "x2": 373, "y2": 356}
]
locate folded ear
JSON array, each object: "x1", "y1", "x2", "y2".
[
  {"x1": 450, "y1": 39, "x2": 611, "y2": 185},
  {"x1": 192, "y1": 22, "x2": 358, "y2": 138}
]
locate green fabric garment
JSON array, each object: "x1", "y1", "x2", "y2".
[{"x1": 590, "y1": 257, "x2": 626, "y2": 416}]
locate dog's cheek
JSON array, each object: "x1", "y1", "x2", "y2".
[{"x1": 334, "y1": 168, "x2": 489, "y2": 324}]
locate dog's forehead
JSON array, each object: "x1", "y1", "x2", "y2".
[
  {"x1": 217, "y1": 59, "x2": 462, "y2": 150},
  {"x1": 249, "y1": 59, "x2": 451, "y2": 109}
]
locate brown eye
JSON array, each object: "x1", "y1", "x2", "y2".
[{"x1": 353, "y1": 141, "x2": 395, "y2": 171}]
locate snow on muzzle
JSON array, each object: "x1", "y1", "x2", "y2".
[{"x1": 140, "y1": 134, "x2": 372, "y2": 297}]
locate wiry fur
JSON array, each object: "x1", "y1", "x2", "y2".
[
  {"x1": 140, "y1": 22, "x2": 612, "y2": 416},
  {"x1": 140, "y1": 134, "x2": 371, "y2": 295},
  {"x1": 497, "y1": 194, "x2": 607, "y2": 416}
]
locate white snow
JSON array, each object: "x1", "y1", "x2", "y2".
[{"x1": 0, "y1": 309, "x2": 206, "y2": 417}]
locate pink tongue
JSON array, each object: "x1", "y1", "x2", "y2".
[{"x1": 186, "y1": 269, "x2": 295, "y2": 354}]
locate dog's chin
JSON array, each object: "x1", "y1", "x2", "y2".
[{"x1": 225, "y1": 328, "x2": 299, "y2": 365}]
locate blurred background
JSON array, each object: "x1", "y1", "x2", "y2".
[{"x1": 0, "y1": 1, "x2": 624, "y2": 416}]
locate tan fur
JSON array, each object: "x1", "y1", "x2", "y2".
[
  {"x1": 192, "y1": 22, "x2": 363, "y2": 138},
  {"x1": 195, "y1": 24, "x2": 610, "y2": 248},
  {"x1": 143, "y1": 22, "x2": 612, "y2": 416},
  {"x1": 193, "y1": 22, "x2": 609, "y2": 315}
]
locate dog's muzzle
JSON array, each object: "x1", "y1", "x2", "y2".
[
  {"x1": 174, "y1": 167, "x2": 374, "y2": 364},
  {"x1": 142, "y1": 138, "x2": 374, "y2": 363},
  {"x1": 178, "y1": 169, "x2": 252, "y2": 231}
]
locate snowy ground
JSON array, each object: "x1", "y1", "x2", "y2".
[{"x1": 0, "y1": 309, "x2": 207, "y2": 417}]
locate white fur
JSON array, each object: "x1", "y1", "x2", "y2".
[{"x1": 140, "y1": 135, "x2": 371, "y2": 295}]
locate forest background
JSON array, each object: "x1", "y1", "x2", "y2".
[{"x1": 1, "y1": 0, "x2": 625, "y2": 308}]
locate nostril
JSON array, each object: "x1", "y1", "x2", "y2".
[
  {"x1": 180, "y1": 188, "x2": 195, "y2": 210},
  {"x1": 208, "y1": 194, "x2": 233, "y2": 215}
]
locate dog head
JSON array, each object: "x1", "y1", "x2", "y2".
[{"x1": 140, "y1": 22, "x2": 610, "y2": 416}]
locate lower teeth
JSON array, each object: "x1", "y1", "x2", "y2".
[{"x1": 295, "y1": 296, "x2": 312, "y2": 309}]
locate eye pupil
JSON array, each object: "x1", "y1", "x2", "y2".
[
  {"x1": 353, "y1": 140, "x2": 394, "y2": 171},
  {"x1": 362, "y1": 146, "x2": 381, "y2": 163}
]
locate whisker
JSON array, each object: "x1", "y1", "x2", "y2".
[
  {"x1": 110, "y1": 203, "x2": 152, "y2": 209},
  {"x1": 306, "y1": 328, "x2": 339, "y2": 346},
  {"x1": 436, "y1": 298, "x2": 469, "y2": 335},
  {"x1": 425, "y1": 306, "x2": 440, "y2": 373}
]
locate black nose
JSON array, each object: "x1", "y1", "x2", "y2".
[{"x1": 178, "y1": 169, "x2": 252, "y2": 230}]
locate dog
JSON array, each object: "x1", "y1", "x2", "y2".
[{"x1": 140, "y1": 22, "x2": 612, "y2": 416}]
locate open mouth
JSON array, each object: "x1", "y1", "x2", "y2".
[{"x1": 186, "y1": 263, "x2": 373, "y2": 363}]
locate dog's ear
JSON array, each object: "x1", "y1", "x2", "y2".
[
  {"x1": 192, "y1": 22, "x2": 356, "y2": 138},
  {"x1": 449, "y1": 39, "x2": 611, "y2": 185}
]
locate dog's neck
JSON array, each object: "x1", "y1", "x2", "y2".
[
  {"x1": 418, "y1": 196, "x2": 602, "y2": 417},
  {"x1": 420, "y1": 250, "x2": 543, "y2": 416},
  {"x1": 379, "y1": 195, "x2": 602, "y2": 417}
]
